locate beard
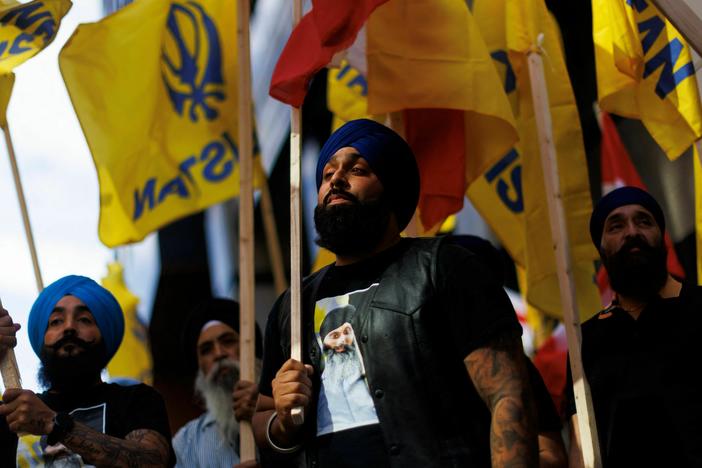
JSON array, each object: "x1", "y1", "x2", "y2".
[
  {"x1": 602, "y1": 235, "x2": 668, "y2": 302},
  {"x1": 322, "y1": 345, "x2": 362, "y2": 387},
  {"x1": 38, "y1": 334, "x2": 108, "y2": 392},
  {"x1": 195, "y1": 359, "x2": 241, "y2": 444},
  {"x1": 314, "y1": 191, "x2": 392, "y2": 257}
]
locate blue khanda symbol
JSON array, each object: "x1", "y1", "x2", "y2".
[{"x1": 161, "y1": 1, "x2": 225, "y2": 122}]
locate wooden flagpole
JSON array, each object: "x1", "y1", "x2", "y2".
[
  {"x1": 290, "y1": 0, "x2": 305, "y2": 426},
  {"x1": 237, "y1": 0, "x2": 256, "y2": 460},
  {"x1": 526, "y1": 48, "x2": 602, "y2": 468},
  {"x1": 3, "y1": 124, "x2": 43, "y2": 293},
  {"x1": 0, "y1": 297, "x2": 21, "y2": 389},
  {"x1": 649, "y1": 0, "x2": 702, "y2": 56}
]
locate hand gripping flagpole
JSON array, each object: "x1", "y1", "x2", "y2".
[
  {"x1": 526, "y1": 37, "x2": 602, "y2": 468},
  {"x1": 0, "y1": 297, "x2": 21, "y2": 390},
  {"x1": 237, "y1": 0, "x2": 257, "y2": 460},
  {"x1": 290, "y1": 0, "x2": 305, "y2": 426}
]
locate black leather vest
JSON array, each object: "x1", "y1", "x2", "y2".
[{"x1": 275, "y1": 238, "x2": 492, "y2": 467}]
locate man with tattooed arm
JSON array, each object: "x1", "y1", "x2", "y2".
[
  {"x1": 252, "y1": 119, "x2": 538, "y2": 467},
  {"x1": 0, "y1": 275, "x2": 174, "y2": 467}
]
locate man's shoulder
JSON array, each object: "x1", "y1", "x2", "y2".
[{"x1": 173, "y1": 412, "x2": 211, "y2": 445}]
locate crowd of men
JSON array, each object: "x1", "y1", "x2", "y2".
[{"x1": 0, "y1": 119, "x2": 699, "y2": 467}]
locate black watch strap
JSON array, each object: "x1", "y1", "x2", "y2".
[{"x1": 47, "y1": 412, "x2": 74, "y2": 445}]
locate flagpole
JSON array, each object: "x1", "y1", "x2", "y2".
[
  {"x1": 0, "y1": 297, "x2": 21, "y2": 390},
  {"x1": 260, "y1": 177, "x2": 288, "y2": 294},
  {"x1": 237, "y1": 0, "x2": 256, "y2": 460},
  {"x1": 649, "y1": 0, "x2": 702, "y2": 56},
  {"x1": 290, "y1": 0, "x2": 305, "y2": 426},
  {"x1": 526, "y1": 47, "x2": 602, "y2": 468},
  {"x1": 3, "y1": 124, "x2": 44, "y2": 293}
]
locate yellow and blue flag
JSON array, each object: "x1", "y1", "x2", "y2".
[
  {"x1": 467, "y1": 0, "x2": 601, "y2": 319},
  {"x1": 0, "y1": 0, "x2": 71, "y2": 73},
  {"x1": 592, "y1": 0, "x2": 702, "y2": 159},
  {"x1": 59, "y1": 0, "x2": 264, "y2": 247}
]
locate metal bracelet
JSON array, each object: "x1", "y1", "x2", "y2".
[{"x1": 266, "y1": 412, "x2": 302, "y2": 454}]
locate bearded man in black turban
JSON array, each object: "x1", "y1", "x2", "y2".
[
  {"x1": 252, "y1": 118, "x2": 537, "y2": 467},
  {"x1": 566, "y1": 186, "x2": 702, "y2": 467}
]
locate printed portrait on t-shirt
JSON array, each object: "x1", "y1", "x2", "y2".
[{"x1": 315, "y1": 284, "x2": 380, "y2": 435}]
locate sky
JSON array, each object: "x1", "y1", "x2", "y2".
[{"x1": 0, "y1": 3, "x2": 113, "y2": 391}]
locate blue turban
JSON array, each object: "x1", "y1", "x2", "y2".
[
  {"x1": 28, "y1": 275, "x2": 124, "y2": 361},
  {"x1": 316, "y1": 118, "x2": 420, "y2": 231},
  {"x1": 589, "y1": 186, "x2": 665, "y2": 247}
]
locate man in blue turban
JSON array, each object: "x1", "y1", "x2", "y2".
[
  {"x1": 253, "y1": 119, "x2": 537, "y2": 467},
  {"x1": 566, "y1": 186, "x2": 702, "y2": 466},
  {"x1": 0, "y1": 275, "x2": 174, "y2": 467}
]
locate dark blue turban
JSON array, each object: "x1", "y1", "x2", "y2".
[
  {"x1": 316, "y1": 118, "x2": 420, "y2": 231},
  {"x1": 28, "y1": 275, "x2": 124, "y2": 361},
  {"x1": 589, "y1": 186, "x2": 665, "y2": 247}
]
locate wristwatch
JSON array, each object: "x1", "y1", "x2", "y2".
[{"x1": 47, "y1": 412, "x2": 74, "y2": 445}]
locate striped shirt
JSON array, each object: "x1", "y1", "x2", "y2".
[{"x1": 173, "y1": 412, "x2": 239, "y2": 468}]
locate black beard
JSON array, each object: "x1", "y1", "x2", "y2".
[
  {"x1": 314, "y1": 193, "x2": 391, "y2": 257},
  {"x1": 602, "y1": 236, "x2": 668, "y2": 302},
  {"x1": 38, "y1": 334, "x2": 108, "y2": 392}
]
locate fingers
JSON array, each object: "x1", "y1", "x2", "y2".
[
  {"x1": 272, "y1": 359, "x2": 313, "y2": 422},
  {"x1": 0, "y1": 308, "x2": 20, "y2": 350}
]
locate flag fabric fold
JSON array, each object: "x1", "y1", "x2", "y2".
[
  {"x1": 466, "y1": 0, "x2": 601, "y2": 319},
  {"x1": 592, "y1": 0, "x2": 702, "y2": 159},
  {"x1": 60, "y1": 0, "x2": 264, "y2": 247},
  {"x1": 269, "y1": 0, "x2": 389, "y2": 107},
  {"x1": 366, "y1": 0, "x2": 519, "y2": 231},
  {"x1": 102, "y1": 262, "x2": 152, "y2": 384},
  {"x1": 0, "y1": 0, "x2": 71, "y2": 74}
]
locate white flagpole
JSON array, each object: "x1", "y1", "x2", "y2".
[
  {"x1": 526, "y1": 45, "x2": 602, "y2": 468},
  {"x1": 289, "y1": 0, "x2": 305, "y2": 426}
]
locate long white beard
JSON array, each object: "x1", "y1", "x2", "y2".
[{"x1": 195, "y1": 359, "x2": 240, "y2": 445}]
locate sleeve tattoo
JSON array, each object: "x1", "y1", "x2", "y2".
[
  {"x1": 465, "y1": 334, "x2": 538, "y2": 468},
  {"x1": 61, "y1": 423, "x2": 170, "y2": 468}
]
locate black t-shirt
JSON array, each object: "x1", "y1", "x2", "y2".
[
  {"x1": 259, "y1": 239, "x2": 523, "y2": 467},
  {"x1": 4, "y1": 382, "x2": 174, "y2": 467},
  {"x1": 565, "y1": 284, "x2": 702, "y2": 466}
]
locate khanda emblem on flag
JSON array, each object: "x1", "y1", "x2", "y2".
[
  {"x1": 161, "y1": 1, "x2": 225, "y2": 122},
  {"x1": 0, "y1": 0, "x2": 68, "y2": 66}
]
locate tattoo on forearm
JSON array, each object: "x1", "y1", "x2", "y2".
[
  {"x1": 62, "y1": 423, "x2": 169, "y2": 468},
  {"x1": 465, "y1": 334, "x2": 538, "y2": 468}
]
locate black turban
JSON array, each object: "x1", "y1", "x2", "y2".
[{"x1": 589, "y1": 186, "x2": 665, "y2": 247}]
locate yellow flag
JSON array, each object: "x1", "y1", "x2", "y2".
[
  {"x1": 328, "y1": 59, "x2": 370, "y2": 131},
  {"x1": 593, "y1": 0, "x2": 702, "y2": 159},
  {"x1": 59, "y1": 0, "x2": 264, "y2": 247},
  {"x1": 467, "y1": 0, "x2": 601, "y2": 319},
  {"x1": 367, "y1": 0, "x2": 518, "y2": 185},
  {"x1": 695, "y1": 146, "x2": 702, "y2": 286},
  {"x1": 102, "y1": 262, "x2": 152, "y2": 384},
  {"x1": 0, "y1": 0, "x2": 71, "y2": 73}
]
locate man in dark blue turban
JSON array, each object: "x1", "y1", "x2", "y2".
[
  {"x1": 0, "y1": 275, "x2": 174, "y2": 467},
  {"x1": 566, "y1": 186, "x2": 702, "y2": 467},
  {"x1": 253, "y1": 119, "x2": 537, "y2": 467}
]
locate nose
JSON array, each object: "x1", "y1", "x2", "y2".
[
  {"x1": 622, "y1": 220, "x2": 641, "y2": 238},
  {"x1": 212, "y1": 342, "x2": 228, "y2": 361},
  {"x1": 329, "y1": 167, "x2": 349, "y2": 190}
]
